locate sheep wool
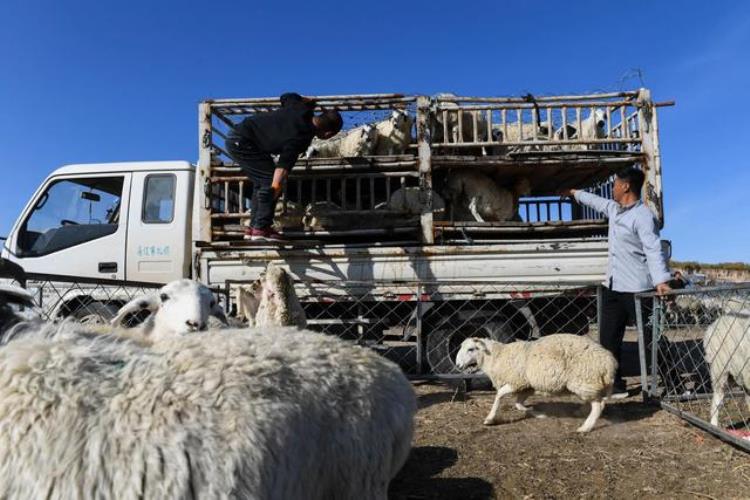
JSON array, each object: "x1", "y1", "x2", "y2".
[
  {"x1": 456, "y1": 334, "x2": 616, "y2": 433},
  {"x1": 0, "y1": 324, "x2": 416, "y2": 499},
  {"x1": 703, "y1": 305, "x2": 750, "y2": 426}
]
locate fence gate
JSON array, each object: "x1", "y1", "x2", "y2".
[{"x1": 637, "y1": 285, "x2": 750, "y2": 452}]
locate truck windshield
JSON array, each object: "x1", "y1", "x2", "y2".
[{"x1": 17, "y1": 176, "x2": 124, "y2": 257}]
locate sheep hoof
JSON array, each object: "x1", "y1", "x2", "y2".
[
  {"x1": 529, "y1": 411, "x2": 547, "y2": 419},
  {"x1": 576, "y1": 426, "x2": 592, "y2": 433},
  {"x1": 515, "y1": 403, "x2": 531, "y2": 412},
  {"x1": 483, "y1": 417, "x2": 499, "y2": 426}
]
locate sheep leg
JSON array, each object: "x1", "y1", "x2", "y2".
[
  {"x1": 468, "y1": 198, "x2": 485, "y2": 223},
  {"x1": 483, "y1": 384, "x2": 514, "y2": 425},
  {"x1": 514, "y1": 389, "x2": 534, "y2": 412},
  {"x1": 710, "y1": 374, "x2": 727, "y2": 427},
  {"x1": 576, "y1": 399, "x2": 605, "y2": 433}
]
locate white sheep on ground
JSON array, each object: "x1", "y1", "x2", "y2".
[
  {"x1": 305, "y1": 123, "x2": 378, "y2": 158},
  {"x1": 110, "y1": 279, "x2": 227, "y2": 342},
  {"x1": 703, "y1": 302, "x2": 750, "y2": 427},
  {"x1": 0, "y1": 324, "x2": 416, "y2": 499},
  {"x1": 443, "y1": 170, "x2": 530, "y2": 222},
  {"x1": 374, "y1": 109, "x2": 414, "y2": 155},
  {"x1": 456, "y1": 334, "x2": 617, "y2": 433},
  {"x1": 235, "y1": 262, "x2": 307, "y2": 328}
]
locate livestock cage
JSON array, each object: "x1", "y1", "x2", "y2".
[
  {"x1": 8, "y1": 275, "x2": 601, "y2": 379},
  {"x1": 195, "y1": 90, "x2": 670, "y2": 246},
  {"x1": 636, "y1": 285, "x2": 750, "y2": 452}
]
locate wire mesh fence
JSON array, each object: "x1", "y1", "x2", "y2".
[
  {"x1": 7, "y1": 275, "x2": 600, "y2": 380},
  {"x1": 290, "y1": 281, "x2": 599, "y2": 378},
  {"x1": 636, "y1": 284, "x2": 750, "y2": 451}
]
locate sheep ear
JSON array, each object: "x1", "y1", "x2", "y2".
[
  {"x1": 475, "y1": 338, "x2": 491, "y2": 354},
  {"x1": 110, "y1": 295, "x2": 159, "y2": 326},
  {"x1": 210, "y1": 303, "x2": 229, "y2": 326}
]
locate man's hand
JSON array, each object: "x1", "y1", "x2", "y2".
[
  {"x1": 559, "y1": 188, "x2": 577, "y2": 197},
  {"x1": 271, "y1": 168, "x2": 288, "y2": 200},
  {"x1": 655, "y1": 282, "x2": 672, "y2": 296}
]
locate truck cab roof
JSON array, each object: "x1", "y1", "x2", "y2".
[{"x1": 50, "y1": 161, "x2": 194, "y2": 176}]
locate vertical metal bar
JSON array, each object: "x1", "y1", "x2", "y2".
[
  {"x1": 238, "y1": 181, "x2": 244, "y2": 211},
  {"x1": 416, "y1": 95, "x2": 434, "y2": 244},
  {"x1": 547, "y1": 107, "x2": 553, "y2": 140},
  {"x1": 635, "y1": 294, "x2": 650, "y2": 399},
  {"x1": 562, "y1": 106, "x2": 568, "y2": 140},
  {"x1": 369, "y1": 177, "x2": 375, "y2": 209},
  {"x1": 651, "y1": 297, "x2": 662, "y2": 397},
  {"x1": 502, "y1": 109, "x2": 508, "y2": 140},
  {"x1": 472, "y1": 110, "x2": 478, "y2": 143},
  {"x1": 486, "y1": 109, "x2": 492, "y2": 141},
  {"x1": 195, "y1": 101, "x2": 213, "y2": 243},
  {"x1": 356, "y1": 177, "x2": 362, "y2": 210},
  {"x1": 457, "y1": 109, "x2": 463, "y2": 143},
  {"x1": 442, "y1": 110, "x2": 448, "y2": 144},
  {"x1": 517, "y1": 109, "x2": 523, "y2": 141},
  {"x1": 638, "y1": 89, "x2": 664, "y2": 227},
  {"x1": 386, "y1": 177, "x2": 391, "y2": 201},
  {"x1": 607, "y1": 106, "x2": 613, "y2": 138},
  {"x1": 415, "y1": 282, "x2": 424, "y2": 375},
  {"x1": 620, "y1": 106, "x2": 628, "y2": 139},
  {"x1": 223, "y1": 181, "x2": 229, "y2": 213},
  {"x1": 576, "y1": 107, "x2": 582, "y2": 140}
]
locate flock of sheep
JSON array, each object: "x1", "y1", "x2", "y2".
[{"x1": 0, "y1": 260, "x2": 748, "y2": 496}]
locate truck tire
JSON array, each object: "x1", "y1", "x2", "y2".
[{"x1": 70, "y1": 302, "x2": 118, "y2": 325}]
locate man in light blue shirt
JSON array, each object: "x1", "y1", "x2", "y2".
[{"x1": 563, "y1": 167, "x2": 672, "y2": 397}]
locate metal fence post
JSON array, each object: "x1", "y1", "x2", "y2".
[
  {"x1": 595, "y1": 285, "x2": 603, "y2": 344},
  {"x1": 415, "y1": 281, "x2": 424, "y2": 375},
  {"x1": 634, "y1": 294, "x2": 650, "y2": 400},
  {"x1": 650, "y1": 296, "x2": 662, "y2": 396}
]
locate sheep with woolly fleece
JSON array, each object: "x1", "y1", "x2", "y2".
[
  {"x1": 456, "y1": 334, "x2": 616, "y2": 433},
  {"x1": 553, "y1": 108, "x2": 607, "y2": 149},
  {"x1": 0, "y1": 323, "x2": 416, "y2": 499},
  {"x1": 703, "y1": 302, "x2": 750, "y2": 427},
  {"x1": 110, "y1": 279, "x2": 227, "y2": 342},
  {"x1": 432, "y1": 94, "x2": 488, "y2": 146},
  {"x1": 374, "y1": 109, "x2": 414, "y2": 155},
  {"x1": 442, "y1": 170, "x2": 530, "y2": 222},
  {"x1": 305, "y1": 123, "x2": 378, "y2": 158},
  {"x1": 379, "y1": 186, "x2": 446, "y2": 219},
  {"x1": 235, "y1": 262, "x2": 307, "y2": 328}
]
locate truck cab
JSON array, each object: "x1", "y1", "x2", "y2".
[{"x1": 2, "y1": 161, "x2": 193, "y2": 284}]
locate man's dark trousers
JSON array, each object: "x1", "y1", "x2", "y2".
[
  {"x1": 225, "y1": 135, "x2": 277, "y2": 229},
  {"x1": 600, "y1": 286, "x2": 681, "y2": 390}
]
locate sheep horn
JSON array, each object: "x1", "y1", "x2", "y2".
[{"x1": 110, "y1": 295, "x2": 160, "y2": 326}]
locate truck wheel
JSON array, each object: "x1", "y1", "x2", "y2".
[{"x1": 71, "y1": 302, "x2": 118, "y2": 325}]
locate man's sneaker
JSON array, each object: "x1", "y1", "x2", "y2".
[
  {"x1": 245, "y1": 227, "x2": 286, "y2": 243},
  {"x1": 608, "y1": 382, "x2": 630, "y2": 400}
]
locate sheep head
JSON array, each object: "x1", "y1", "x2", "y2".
[
  {"x1": 111, "y1": 280, "x2": 227, "y2": 338},
  {"x1": 455, "y1": 337, "x2": 492, "y2": 373}
]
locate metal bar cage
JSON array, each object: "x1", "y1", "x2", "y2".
[
  {"x1": 197, "y1": 90, "x2": 663, "y2": 243},
  {"x1": 637, "y1": 285, "x2": 750, "y2": 452}
]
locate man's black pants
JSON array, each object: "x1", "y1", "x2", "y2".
[
  {"x1": 600, "y1": 286, "x2": 681, "y2": 389},
  {"x1": 225, "y1": 135, "x2": 277, "y2": 229}
]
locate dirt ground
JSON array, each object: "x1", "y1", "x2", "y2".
[{"x1": 389, "y1": 339, "x2": 750, "y2": 500}]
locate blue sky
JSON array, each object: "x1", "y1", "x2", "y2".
[{"x1": 0, "y1": 0, "x2": 748, "y2": 263}]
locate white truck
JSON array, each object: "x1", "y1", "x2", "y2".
[{"x1": 0, "y1": 89, "x2": 672, "y2": 374}]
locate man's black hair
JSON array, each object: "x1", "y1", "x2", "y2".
[
  {"x1": 316, "y1": 110, "x2": 344, "y2": 134},
  {"x1": 616, "y1": 167, "x2": 645, "y2": 197}
]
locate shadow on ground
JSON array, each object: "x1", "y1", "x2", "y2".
[{"x1": 389, "y1": 446, "x2": 494, "y2": 500}]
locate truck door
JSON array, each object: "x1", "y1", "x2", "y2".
[
  {"x1": 9, "y1": 174, "x2": 130, "y2": 280},
  {"x1": 125, "y1": 171, "x2": 190, "y2": 284}
]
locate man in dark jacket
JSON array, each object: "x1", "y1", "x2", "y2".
[{"x1": 225, "y1": 93, "x2": 343, "y2": 242}]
